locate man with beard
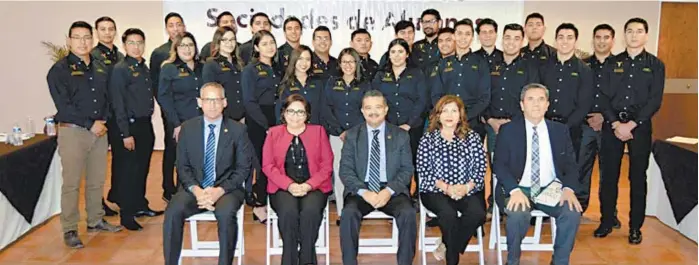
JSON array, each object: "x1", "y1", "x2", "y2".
[
  {"x1": 521, "y1": 13, "x2": 556, "y2": 67},
  {"x1": 413, "y1": 9, "x2": 442, "y2": 73}
]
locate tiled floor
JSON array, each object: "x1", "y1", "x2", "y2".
[{"x1": 0, "y1": 152, "x2": 696, "y2": 265}]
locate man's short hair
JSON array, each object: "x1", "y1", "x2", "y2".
[
  {"x1": 200, "y1": 82, "x2": 226, "y2": 98},
  {"x1": 520, "y1": 83, "x2": 549, "y2": 101},
  {"x1": 362, "y1": 90, "x2": 387, "y2": 106}
]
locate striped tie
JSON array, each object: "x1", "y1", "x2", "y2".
[
  {"x1": 530, "y1": 126, "x2": 541, "y2": 198},
  {"x1": 368, "y1": 129, "x2": 381, "y2": 192},
  {"x1": 202, "y1": 124, "x2": 216, "y2": 188}
]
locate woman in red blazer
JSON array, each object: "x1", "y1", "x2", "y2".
[{"x1": 262, "y1": 93, "x2": 333, "y2": 265}]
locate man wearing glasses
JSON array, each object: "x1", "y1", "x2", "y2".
[
  {"x1": 47, "y1": 21, "x2": 122, "y2": 249},
  {"x1": 413, "y1": 9, "x2": 442, "y2": 73},
  {"x1": 108, "y1": 28, "x2": 164, "y2": 231},
  {"x1": 162, "y1": 82, "x2": 252, "y2": 265},
  {"x1": 311, "y1": 26, "x2": 339, "y2": 83}
]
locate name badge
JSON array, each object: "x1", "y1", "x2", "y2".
[
  {"x1": 490, "y1": 71, "x2": 501, "y2": 76},
  {"x1": 333, "y1": 86, "x2": 345, "y2": 91},
  {"x1": 517, "y1": 70, "x2": 525, "y2": 75},
  {"x1": 104, "y1": 59, "x2": 112, "y2": 65},
  {"x1": 407, "y1": 74, "x2": 413, "y2": 79},
  {"x1": 132, "y1": 72, "x2": 140, "y2": 77},
  {"x1": 642, "y1": 68, "x2": 652, "y2": 73},
  {"x1": 570, "y1": 72, "x2": 578, "y2": 77},
  {"x1": 178, "y1": 72, "x2": 190, "y2": 77},
  {"x1": 444, "y1": 67, "x2": 453, "y2": 72},
  {"x1": 221, "y1": 67, "x2": 231, "y2": 72},
  {"x1": 352, "y1": 86, "x2": 361, "y2": 91},
  {"x1": 313, "y1": 69, "x2": 324, "y2": 74},
  {"x1": 539, "y1": 56, "x2": 547, "y2": 60},
  {"x1": 309, "y1": 84, "x2": 316, "y2": 88},
  {"x1": 71, "y1": 71, "x2": 84, "y2": 76},
  {"x1": 96, "y1": 68, "x2": 106, "y2": 74},
  {"x1": 471, "y1": 65, "x2": 478, "y2": 70},
  {"x1": 290, "y1": 87, "x2": 300, "y2": 91},
  {"x1": 613, "y1": 68, "x2": 624, "y2": 73},
  {"x1": 258, "y1": 70, "x2": 268, "y2": 77}
]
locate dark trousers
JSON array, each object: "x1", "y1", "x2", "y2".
[
  {"x1": 577, "y1": 123, "x2": 604, "y2": 213},
  {"x1": 270, "y1": 190, "x2": 329, "y2": 265},
  {"x1": 408, "y1": 125, "x2": 423, "y2": 196},
  {"x1": 107, "y1": 119, "x2": 155, "y2": 215},
  {"x1": 600, "y1": 121, "x2": 652, "y2": 229},
  {"x1": 163, "y1": 189, "x2": 244, "y2": 265},
  {"x1": 503, "y1": 194, "x2": 581, "y2": 265},
  {"x1": 162, "y1": 115, "x2": 177, "y2": 197},
  {"x1": 421, "y1": 192, "x2": 486, "y2": 265},
  {"x1": 247, "y1": 110, "x2": 273, "y2": 206},
  {"x1": 340, "y1": 193, "x2": 416, "y2": 265}
]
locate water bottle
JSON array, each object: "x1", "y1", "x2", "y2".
[
  {"x1": 12, "y1": 125, "x2": 23, "y2": 146},
  {"x1": 26, "y1": 116, "x2": 35, "y2": 138},
  {"x1": 45, "y1": 117, "x2": 56, "y2": 136}
]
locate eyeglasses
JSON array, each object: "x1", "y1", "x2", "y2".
[
  {"x1": 201, "y1": 97, "x2": 225, "y2": 105},
  {"x1": 220, "y1": 38, "x2": 236, "y2": 43},
  {"x1": 341, "y1": 60, "x2": 356, "y2": 65},
  {"x1": 314, "y1": 36, "x2": 331, "y2": 42},
  {"x1": 125, "y1": 41, "x2": 145, "y2": 46},
  {"x1": 285, "y1": 109, "x2": 307, "y2": 116},
  {"x1": 70, "y1": 36, "x2": 93, "y2": 42},
  {"x1": 421, "y1": 19, "x2": 438, "y2": 25},
  {"x1": 178, "y1": 43, "x2": 195, "y2": 49}
]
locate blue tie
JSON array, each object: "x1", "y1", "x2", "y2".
[
  {"x1": 368, "y1": 129, "x2": 381, "y2": 192},
  {"x1": 530, "y1": 126, "x2": 541, "y2": 198},
  {"x1": 202, "y1": 124, "x2": 216, "y2": 188}
]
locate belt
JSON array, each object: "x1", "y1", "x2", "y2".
[
  {"x1": 58, "y1": 122, "x2": 84, "y2": 129},
  {"x1": 617, "y1": 111, "x2": 634, "y2": 123}
]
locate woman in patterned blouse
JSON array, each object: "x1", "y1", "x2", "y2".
[{"x1": 417, "y1": 95, "x2": 487, "y2": 265}]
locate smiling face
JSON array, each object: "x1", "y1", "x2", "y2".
[
  {"x1": 389, "y1": 44, "x2": 408, "y2": 67},
  {"x1": 283, "y1": 101, "x2": 308, "y2": 127},
  {"x1": 177, "y1": 37, "x2": 196, "y2": 62},
  {"x1": 255, "y1": 35, "x2": 277, "y2": 60},
  {"x1": 295, "y1": 50, "x2": 312, "y2": 73},
  {"x1": 197, "y1": 85, "x2": 227, "y2": 121},
  {"x1": 421, "y1": 14, "x2": 440, "y2": 38},
  {"x1": 455, "y1": 24, "x2": 473, "y2": 50},
  {"x1": 437, "y1": 32, "x2": 455, "y2": 56},
  {"x1": 439, "y1": 102, "x2": 460, "y2": 129},
  {"x1": 67, "y1": 27, "x2": 93, "y2": 56},
  {"x1": 218, "y1": 31, "x2": 237, "y2": 55},
  {"x1": 340, "y1": 53, "x2": 357, "y2": 77},
  {"x1": 478, "y1": 24, "x2": 497, "y2": 48},
  {"x1": 284, "y1": 20, "x2": 302, "y2": 43},
  {"x1": 166, "y1": 16, "x2": 186, "y2": 40},
  {"x1": 555, "y1": 28, "x2": 577, "y2": 56},
  {"x1": 96, "y1": 21, "x2": 116, "y2": 45},
  {"x1": 313, "y1": 30, "x2": 332, "y2": 53},
  {"x1": 361, "y1": 96, "x2": 388, "y2": 126},
  {"x1": 593, "y1": 29, "x2": 614, "y2": 55},
  {"x1": 124, "y1": 33, "x2": 145, "y2": 59},
  {"x1": 502, "y1": 29, "x2": 524, "y2": 56}
]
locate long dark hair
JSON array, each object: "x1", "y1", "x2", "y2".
[
  {"x1": 337, "y1": 47, "x2": 363, "y2": 82},
  {"x1": 383, "y1": 38, "x2": 411, "y2": 72},
  {"x1": 162, "y1": 31, "x2": 199, "y2": 66},
  {"x1": 210, "y1": 26, "x2": 243, "y2": 69},
  {"x1": 281, "y1": 45, "x2": 313, "y2": 92},
  {"x1": 250, "y1": 30, "x2": 277, "y2": 65}
]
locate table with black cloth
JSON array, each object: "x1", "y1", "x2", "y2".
[
  {"x1": 646, "y1": 139, "x2": 698, "y2": 242},
  {"x1": 0, "y1": 134, "x2": 62, "y2": 250}
]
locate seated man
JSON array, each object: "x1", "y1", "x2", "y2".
[
  {"x1": 494, "y1": 83, "x2": 582, "y2": 265},
  {"x1": 339, "y1": 90, "x2": 417, "y2": 265},
  {"x1": 162, "y1": 82, "x2": 252, "y2": 265}
]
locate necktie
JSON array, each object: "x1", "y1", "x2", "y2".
[
  {"x1": 202, "y1": 124, "x2": 216, "y2": 188},
  {"x1": 530, "y1": 126, "x2": 541, "y2": 197},
  {"x1": 368, "y1": 129, "x2": 381, "y2": 192}
]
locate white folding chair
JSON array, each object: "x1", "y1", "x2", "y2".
[
  {"x1": 266, "y1": 202, "x2": 331, "y2": 265},
  {"x1": 357, "y1": 211, "x2": 399, "y2": 254},
  {"x1": 179, "y1": 206, "x2": 245, "y2": 265},
  {"x1": 419, "y1": 202, "x2": 485, "y2": 265},
  {"x1": 488, "y1": 176, "x2": 557, "y2": 265}
]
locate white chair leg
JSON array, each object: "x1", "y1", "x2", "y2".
[
  {"x1": 325, "y1": 205, "x2": 330, "y2": 265},
  {"x1": 420, "y1": 204, "x2": 427, "y2": 265},
  {"x1": 477, "y1": 227, "x2": 485, "y2": 265},
  {"x1": 266, "y1": 204, "x2": 271, "y2": 265},
  {"x1": 238, "y1": 207, "x2": 244, "y2": 265}
]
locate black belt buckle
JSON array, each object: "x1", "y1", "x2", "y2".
[{"x1": 618, "y1": 111, "x2": 630, "y2": 123}]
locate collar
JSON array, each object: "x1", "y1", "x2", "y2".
[
  {"x1": 67, "y1": 52, "x2": 93, "y2": 68},
  {"x1": 366, "y1": 121, "x2": 386, "y2": 133},
  {"x1": 555, "y1": 54, "x2": 577, "y2": 65},
  {"x1": 204, "y1": 116, "x2": 223, "y2": 130},
  {"x1": 527, "y1": 40, "x2": 548, "y2": 51},
  {"x1": 525, "y1": 118, "x2": 546, "y2": 130},
  {"x1": 95, "y1": 42, "x2": 117, "y2": 54},
  {"x1": 623, "y1": 49, "x2": 649, "y2": 61},
  {"x1": 125, "y1": 56, "x2": 145, "y2": 67}
]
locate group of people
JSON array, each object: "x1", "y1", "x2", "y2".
[{"x1": 46, "y1": 6, "x2": 664, "y2": 265}]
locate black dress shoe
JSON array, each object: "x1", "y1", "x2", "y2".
[
  {"x1": 121, "y1": 216, "x2": 143, "y2": 231},
  {"x1": 135, "y1": 209, "x2": 164, "y2": 217},
  {"x1": 103, "y1": 200, "x2": 118, "y2": 216},
  {"x1": 613, "y1": 216, "x2": 621, "y2": 229},
  {"x1": 594, "y1": 224, "x2": 613, "y2": 238},
  {"x1": 629, "y1": 229, "x2": 642, "y2": 244},
  {"x1": 63, "y1": 231, "x2": 84, "y2": 249}
]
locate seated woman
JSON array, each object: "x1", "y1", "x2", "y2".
[
  {"x1": 262, "y1": 94, "x2": 333, "y2": 265},
  {"x1": 417, "y1": 95, "x2": 487, "y2": 265}
]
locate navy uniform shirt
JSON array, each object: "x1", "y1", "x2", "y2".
[
  {"x1": 322, "y1": 77, "x2": 371, "y2": 136},
  {"x1": 583, "y1": 54, "x2": 614, "y2": 114},
  {"x1": 474, "y1": 48, "x2": 503, "y2": 67},
  {"x1": 47, "y1": 53, "x2": 110, "y2": 129},
  {"x1": 203, "y1": 55, "x2": 245, "y2": 120},
  {"x1": 372, "y1": 67, "x2": 428, "y2": 128},
  {"x1": 276, "y1": 42, "x2": 294, "y2": 72},
  {"x1": 521, "y1": 41, "x2": 557, "y2": 67},
  {"x1": 430, "y1": 51, "x2": 491, "y2": 121},
  {"x1": 149, "y1": 40, "x2": 173, "y2": 98},
  {"x1": 602, "y1": 50, "x2": 665, "y2": 125},
  {"x1": 157, "y1": 61, "x2": 205, "y2": 128},
  {"x1": 485, "y1": 55, "x2": 539, "y2": 120},
  {"x1": 359, "y1": 55, "x2": 379, "y2": 82},
  {"x1": 239, "y1": 40, "x2": 254, "y2": 65},
  {"x1": 109, "y1": 56, "x2": 154, "y2": 138},
  {"x1": 311, "y1": 52, "x2": 339, "y2": 83},
  {"x1": 278, "y1": 76, "x2": 325, "y2": 124},
  {"x1": 242, "y1": 61, "x2": 282, "y2": 128},
  {"x1": 539, "y1": 55, "x2": 594, "y2": 127},
  {"x1": 90, "y1": 43, "x2": 124, "y2": 73},
  {"x1": 413, "y1": 38, "x2": 441, "y2": 73}
]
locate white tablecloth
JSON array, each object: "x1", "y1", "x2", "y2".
[
  {"x1": 646, "y1": 154, "x2": 698, "y2": 242},
  {"x1": 0, "y1": 151, "x2": 62, "y2": 250}
]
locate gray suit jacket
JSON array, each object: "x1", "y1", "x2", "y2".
[
  {"x1": 339, "y1": 122, "x2": 414, "y2": 197},
  {"x1": 176, "y1": 116, "x2": 252, "y2": 194}
]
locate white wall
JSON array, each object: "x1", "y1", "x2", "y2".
[{"x1": 0, "y1": 1, "x2": 660, "y2": 150}]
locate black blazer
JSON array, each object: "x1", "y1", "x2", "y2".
[
  {"x1": 339, "y1": 122, "x2": 414, "y2": 197},
  {"x1": 176, "y1": 116, "x2": 252, "y2": 194},
  {"x1": 493, "y1": 117, "x2": 578, "y2": 202}
]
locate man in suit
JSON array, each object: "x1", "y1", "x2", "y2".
[
  {"x1": 162, "y1": 82, "x2": 252, "y2": 265},
  {"x1": 494, "y1": 83, "x2": 582, "y2": 265},
  {"x1": 339, "y1": 90, "x2": 417, "y2": 265}
]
